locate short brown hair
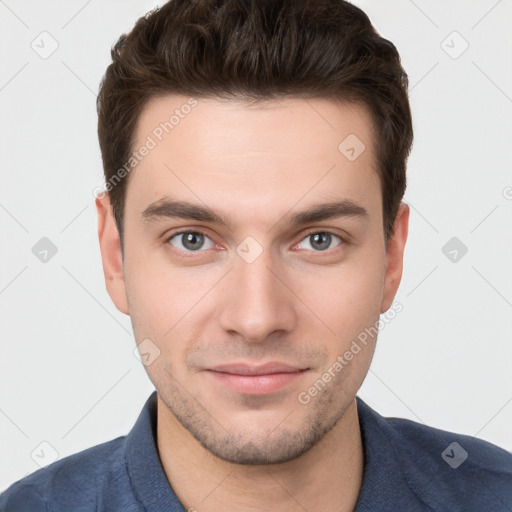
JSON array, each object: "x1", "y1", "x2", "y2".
[{"x1": 97, "y1": 0, "x2": 413, "y2": 245}]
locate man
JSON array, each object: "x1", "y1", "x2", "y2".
[{"x1": 1, "y1": 0, "x2": 511, "y2": 510}]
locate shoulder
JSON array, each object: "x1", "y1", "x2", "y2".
[
  {"x1": 0, "y1": 436, "x2": 138, "y2": 512},
  {"x1": 383, "y1": 412, "x2": 512, "y2": 511}
]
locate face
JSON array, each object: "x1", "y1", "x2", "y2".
[{"x1": 97, "y1": 94, "x2": 408, "y2": 464}]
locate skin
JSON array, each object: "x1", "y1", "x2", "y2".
[{"x1": 96, "y1": 94, "x2": 409, "y2": 511}]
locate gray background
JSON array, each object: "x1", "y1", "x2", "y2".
[{"x1": 1, "y1": 0, "x2": 511, "y2": 490}]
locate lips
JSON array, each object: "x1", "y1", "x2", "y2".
[
  {"x1": 209, "y1": 362, "x2": 305, "y2": 375},
  {"x1": 205, "y1": 362, "x2": 308, "y2": 395}
]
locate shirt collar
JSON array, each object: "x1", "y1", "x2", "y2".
[
  {"x1": 125, "y1": 391, "x2": 186, "y2": 511},
  {"x1": 125, "y1": 391, "x2": 423, "y2": 511},
  {"x1": 354, "y1": 396, "x2": 425, "y2": 510}
]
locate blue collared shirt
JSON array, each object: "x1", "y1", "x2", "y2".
[{"x1": 1, "y1": 391, "x2": 511, "y2": 511}]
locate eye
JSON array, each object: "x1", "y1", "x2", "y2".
[
  {"x1": 296, "y1": 232, "x2": 343, "y2": 252},
  {"x1": 167, "y1": 231, "x2": 215, "y2": 252}
]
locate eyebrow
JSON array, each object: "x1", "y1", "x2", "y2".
[
  {"x1": 141, "y1": 197, "x2": 368, "y2": 229},
  {"x1": 142, "y1": 199, "x2": 232, "y2": 227}
]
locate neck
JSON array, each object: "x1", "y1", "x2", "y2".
[{"x1": 156, "y1": 396, "x2": 364, "y2": 512}]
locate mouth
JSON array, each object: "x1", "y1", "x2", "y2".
[{"x1": 204, "y1": 362, "x2": 309, "y2": 395}]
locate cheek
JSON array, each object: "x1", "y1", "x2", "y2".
[
  {"x1": 299, "y1": 257, "x2": 384, "y2": 399},
  {"x1": 123, "y1": 252, "x2": 222, "y2": 362},
  {"x1": 296, "y1": 250, "x2": 385, "y2": 335},
  {"x1": 125, "y1": 268, "x2": 195, "y2": 387},
  {"x1": 125, "y1": 243, "x2": 199, "y2": 317},
  {"x1": 123, "y1": 251, "x2": 176, "y2": 343}
]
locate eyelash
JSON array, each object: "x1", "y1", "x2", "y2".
[{"x1": 164, "y1": 229, "x2": 348, "y2": 256}]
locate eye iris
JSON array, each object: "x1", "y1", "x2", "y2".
[
  {"x1": 182, "y1": 232, "x2": 204, "y2": 250},
  {"x1": 310, "y1": 232, "x2": 331, "y2": 251}
]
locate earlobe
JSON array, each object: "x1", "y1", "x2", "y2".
[
  {"x1": 96, "y1": 195, "x2": 129, "y2": 315},
  {"x1": 380, "y1": 202, "x2": 409, "y2": 314}
]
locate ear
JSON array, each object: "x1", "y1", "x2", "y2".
[
  {"x1": 380, "y1": 202, "x2": 409, "y2": 313},
  {"x1": 96, "y1": 194, "x2": 129, "y2": 315}
]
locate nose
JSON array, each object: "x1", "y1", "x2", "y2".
[{"x1": 218, "y1": 248, "x2": 297, "y2": 343}]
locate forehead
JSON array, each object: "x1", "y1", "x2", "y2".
[{"x1": 127, "y1": 94, "x2": 381, "y2": 226}]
